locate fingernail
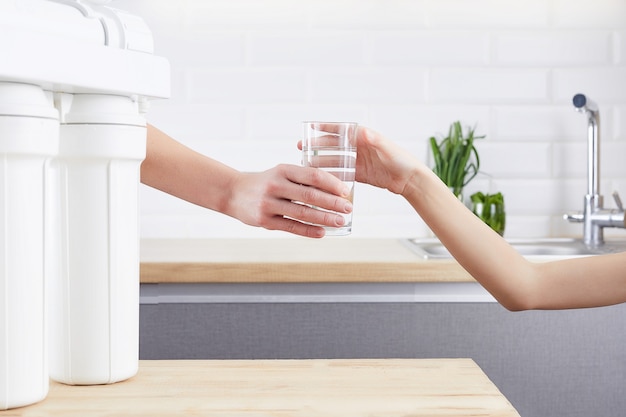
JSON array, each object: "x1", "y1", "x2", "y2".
[
  {"x1": 335, "y1": 215, "x2": 346, "y2": 226},
  {"x1": 344, "y1": 201, "x2": 353, "y2": 213},
  {"x1": 342, "y1": 186, "x2": 351, "y2": 197}
]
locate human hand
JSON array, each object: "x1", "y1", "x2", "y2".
[
  {"x1": 353, "y1": 126, "x2": 422, "y2": 195},
  {"x1": 298, "y1": 125, "x2": 421, "y2": 195},
  {"x1": 227, "y1": 164, "x2": 353, "y2": 238}
]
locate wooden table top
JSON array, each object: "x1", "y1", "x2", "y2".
[
  {"x1": 140, "y1": 238, "x2": 474, "y2": 283},
  {"x1": 2, "y1": 359, "x2": 520, "y2": 416}
]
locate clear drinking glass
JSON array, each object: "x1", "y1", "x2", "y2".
[{"x1": 302, "y1": 121, "x2": 358, "y2": 236}]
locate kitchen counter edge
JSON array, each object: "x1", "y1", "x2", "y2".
[{"x1": 140, "y1": 238, "x2": 475, "y2": 284}]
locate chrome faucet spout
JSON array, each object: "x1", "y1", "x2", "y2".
[
  {"x1": 573, "y1": 94, "x2": 600, "y2": 197},
  {"x1": 573, "y1": 93, "x2": 598, "y2": 113},
  {"x1": 566, "y1": 94, "x2": 626, "y2": 246}
]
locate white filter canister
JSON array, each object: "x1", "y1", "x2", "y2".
[
  {"x1": 48, "y1": 94, "x2": 146, "y2": 385},
  {"x1": 0, "y1": 82, "x2": 59, "y2": 409}
]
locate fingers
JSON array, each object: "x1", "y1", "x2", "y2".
[
  {"x1": 284, "y1": 165, "x2": 351, "y2": 198},
  {"x1": 259, "y1": 179, "x2": 350, "y2": 229},
  {"x1": 255, "y1": 197, "x2": 347, "y2": 239},
  {"x1": 283, "y1": 199, "x2": 348, "y2": 227},
  {"x1": 294, "y1": 184, "x2": 353, "y2": 215},
  {"x1": 247, "y1": 164, "x2": 354, "y2": 237},
  {"x1": 263, "y1": 215, "x2": 327, "y2": 239},
  {"x1": 283, "y1": 168, "x2": 353, "y2": 217},
  {"x1": 267, "y1": 201, "x2": 349, "y2": 238},
  {"x1": 269, "y1": 165, "x2": 353, "y2": 233}
]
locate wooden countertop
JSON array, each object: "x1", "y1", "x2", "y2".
[
  {"x1": 140, "y1": 238, "x2": 474, "y2": 284},
  {"x1": 2, "y1": 359, "x2": 520, "y2": 416}
]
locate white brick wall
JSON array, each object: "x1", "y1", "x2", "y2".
[{"x1": 112, "y1": 0, "x2": 626, "y2": 239}]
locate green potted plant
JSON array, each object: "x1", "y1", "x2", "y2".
[
  {"x1": 470, "y1": 191, "x2": 506, "y2": 236},
  {"x1": 429, "y1": 121, "x2": 483, "y2": 199}
]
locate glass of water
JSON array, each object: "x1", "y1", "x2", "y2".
[{"x1": 302, "y1": 121, "x2": 358, "y2": 236}]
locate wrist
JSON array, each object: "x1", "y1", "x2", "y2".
[
  {"x1": 219, "y1": 171, "x2": 242, "y2": 219},
  {"x1": 398, "y1": 164, "x2": 427, "y2": 198}
]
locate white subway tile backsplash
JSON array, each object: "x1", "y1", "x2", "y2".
[
  {"x1": 140, "y1": 214, "x2": 194, "y2": 239},
  {"x1": 506, "y1": 215, "x2": 554, "y2": 238},
  {"x1": 251, "y1": 103, "x2": 368, "y2": 135},
  {"x1": 612, "y1": 179, "x2": 626, "y2": 199},
  {"x1": 146, "y1": 102, "x2": 245, "y2": 139},
  {"x1": 108, "y1": 0, "x2": 626, "y2": 239},
  {"x1": 349, "y1": 214, "x2": 429, "y2": 238},
  {"x1": 140, "y1": 212, "x2": 261, "y2": 239},
  {"x1": 160, "y1": 35, "x2": 246, "y2": 67},
  {"x1": 552, "y1": 0, "x2": 626, "y2": 29},
  {"x1": 552, "y1": 68, "x2": 626, "y2": 104},
  {"x1": 427, "y1": 0, "x2": 549, "y2": 29},
  {"x1": 187, "y1": 69, "x2": 307, "y2": 103},
  {"x1": 184, "y1": 0, "x2": 308, "y2": 32},
  {"x1": 248, "y1": 34, "x2": 366, "y2": 67},
  {"x1": 428, "y1": 69, "x2": 548, "y2": 103},
  {"x1": 615, "y1": 106, "x2": 626, "y2": 139},
  {"x1": 244, "y1": 104, "x2": 367, "y2": 142},
  {"x1": 310, "y1": 68, "x2": 427, "y2": 103},
  {"x1": 140, "y1": 186, "x2": 204, "y2": 216},
  {"x1": 561, "y1": 178, "x2": 594, "y2": 208},
  {"x1": 369, "y1": 32, "x2": 489, "y2": 66},
  {"x1": 617, "y1": 31, "x2": 626, "y2": 65},
  {"x1": 185, "y1": 140, "x2": 295, "y2": 171},
  {"x1": 599, "y1": 142, "x2": 626, "y2": 177},
  {"x1": 356, "y1": 184, "x2": 417, "y2": 216},
  {"x1": 602, "y1": 107, "x2": 617, "y2": 141},
  {"x1": 494, "y1": 32, "x2": 612, "y2": 66},
  {"x1": 552, "y1": 142, "x2": 587, "y2": 178},
  {"x1": 478, "y1": 142, "x2": 552, "y2": 178},
  {"x1": 369, "y1": 105, "x2": 491, "y2": 142},
  {"x1": 493, "y1": 105, "x2": 581, "y2": 141},
  {"x1": 308, "y1": 0, "x2": 427, "y2": 31},
  {"x1": 495, "y1": 179, "x2": 564, "y2": 214}
]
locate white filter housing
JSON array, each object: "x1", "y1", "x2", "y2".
[
  {"x1": 0, "y1": 0, "x2": 169, "y2": 404},
  {"x1": 0, "y1": 82, "x2": 59, "y2": 409},
  {"x1": 0, "y1": 0, "x2": 169, "y2": 97},
  {"x1": 48, "y1": 94, "x2": 146, "y2": 385}
]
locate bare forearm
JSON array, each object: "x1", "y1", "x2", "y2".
[
  {"x1": 141, "y1": 124, "x2": 354, "y2": 238},
  {"x1": 141, "y1": 124, "x2": 237, "y2": 213},
  {"x1": 354, "y1": 126, "x2": 626, "y2": 310},
  {"x1": 402, "y1": 167, "x2": 626, "y2": 310},
  {"x1": 401, "y1": 166, "x2": 540, "y2": 310}
]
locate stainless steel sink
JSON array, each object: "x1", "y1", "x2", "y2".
[{"x1": 402, "y1": 237, "x2": 626, "y2": 260}]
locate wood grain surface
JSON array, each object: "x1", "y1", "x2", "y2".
[
  {"x1": 1, "y1": 359, "x2": 520, "y2": 416},
  {"x1": 140, "y1": 238, "x2": 474, "y2": 283}
]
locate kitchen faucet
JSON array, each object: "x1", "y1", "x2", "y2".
[{"x1": 564, "y1": 93, "x2": 626, "y2": 246}]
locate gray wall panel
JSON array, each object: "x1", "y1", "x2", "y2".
[{"x1": 140, "y1": 302, "x2": 626, "y2": 417}]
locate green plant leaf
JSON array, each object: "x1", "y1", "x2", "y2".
[
  {"x1": 470, "y1": 191, "x2": 506, "y2": 236},
  {"x1": 429, "y1": 121, "x2": 483, "y2": 194}
]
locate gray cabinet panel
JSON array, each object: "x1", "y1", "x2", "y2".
[{"x1": 140, "y1": 302, "x2": 626, "y2": 417}]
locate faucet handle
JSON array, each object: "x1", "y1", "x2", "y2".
[{"x1": 612, "y1": 191, "x2": 624, "y2": 211}]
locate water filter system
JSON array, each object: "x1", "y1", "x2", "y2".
[
  {"x1": 48, "y1": 94, "x2": 147, "y2": 385},
  {"x1": 0, "y1": 82, "x2": 58, "y2": 410},
  {"x1": 0, "y1": 0, "x2": 169, "y2": 409}
]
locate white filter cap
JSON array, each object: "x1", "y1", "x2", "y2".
[
  {"x1": 62, "y1": 94, "x2": 145, "y2": 126},
  {"x1": 0, "y1": 82, "x2": 58, "y2": 119}
]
